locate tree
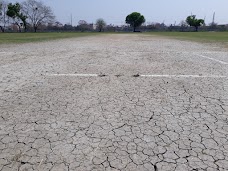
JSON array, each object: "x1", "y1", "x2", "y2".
[
  {"x1": 179, "y1": 20, "x2": 188, "y2": 32},
  {"x1": 21, "y1": 0, "x2": 55, "y2": 32},
  {"x1": 0, "y1": 1, "x2": 2, "y2": 31},
  {"x1": 209, "y1": 22, "x2": 217, "y2": 30},
  {"x1": 186, "y1": 15, "x2": 204, "y2": 32},
  {"x1": 6, "y1": 2, "x2": 27, "y2": 32},
  {"x1": 126, "y1": 12, "x2": 145, "y2": 32},
  {"x1": 78, "y1": 20, "x2": 87, "y2": 26},
  {"x1": 96, "y1": 18, "x2": 106, "y2": 32},
  {"x1": 78, "y1": 20, "x2": 88, "y2": 32},
  {"x1": 0, "y1": 0, "x2": 8, "y2": 32}
]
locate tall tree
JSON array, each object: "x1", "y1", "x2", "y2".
[
  {"x1": 96, "y1": 18, "x2": 106, "y2": 32},
  {"x1": 6, "y1": 2, "x2": 27, "y2": 32},
  {"x1": 186, "y1": 15, "x2": 204, "y2": 32},
  {"x1": 0, "y1": 0, "x2": 3, "y2": 32},
  {"x1": 1, "y1": 0, "x2": 9, "y2": 32},
  {"x1": 22, "y1": 0, "x2": 55, "y2": 32},
  {"x1": 126, "y1": 12, "x2": 145, "y2": 32}
]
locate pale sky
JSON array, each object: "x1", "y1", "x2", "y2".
[{"x1": 11, "y1": 0, "x2": 228, "y2": 26}]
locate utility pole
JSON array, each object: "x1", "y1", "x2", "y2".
[
  {"x1": 71, "y1": 14, "x2": 73, "y2": 26},
  {"x1": 212, "y1": 12, "x2": 215, "y2": 24},
  {"x1": 203, "y1": 16, "x2": 206, "y2": 26}
]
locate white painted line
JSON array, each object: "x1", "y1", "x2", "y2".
[
  {"x1": 141, "y1": 75, "x2": 227, "y2": 78},
  {"x1": 0, "y1": 52, "x2": 15, "y2": 54},
  {"x1": 196, "y1": 54, "x2": 228, "y2": 65},
  {"x1": 121, "y1": 51, "x2": 228, "y2": 54},
  {"x1": 46, "y1": 74, "x2": 227, "y2": 78},
  {"x1": 47, "y1": 74, "x2": 98, "y2": 77}
]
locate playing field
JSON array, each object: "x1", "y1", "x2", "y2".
[
  {"x1": 0, "y1": 34, "x2": 228, "y2": 171},
  {"x1": 1, "y1": 32, "x2": 228, "y2": 44}
]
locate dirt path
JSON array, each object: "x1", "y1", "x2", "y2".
[{"x1": 0, "y1": 34, "x2": 228, "y2": 171}]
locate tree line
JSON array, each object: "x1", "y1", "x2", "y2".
[
  {"x1": 0, "y1": 0, "x2": 108, "y2": 33},
  {"x1": 0, "y1": 1, "x2": 223, "y2": 33},
  {"x1": 0, "y1": 0, "x2": 55, "y2": 32},
  {"x1": 125, "y1": 12, "x2": 206, "y2": 32}
]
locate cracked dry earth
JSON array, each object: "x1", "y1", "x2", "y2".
[{"x1": 0, "y1": 34, "x2": 228, "y2": 171}]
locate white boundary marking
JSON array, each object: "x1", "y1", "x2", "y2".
[
  {"x1": 118, "y1": 51, "x2": 228, "y2": 65},
  {"x1": 118, "y1": 51, "x2": 228, "y2": 54},
  {"x1": 47, "y1": 74, "x2": 98, "y2": 77},
  {"x1": 46, "y1": 74, "x2": 226, "y2": 79},
  {"x1": 141, "y1": 75, "x2": 227, "y2": 78},
  {"x1": 0, "y1": 52, "x2": 15, "y2": 54},
  {"x1": 196, "y1": 54, "x2": 228, "y2": 65}
]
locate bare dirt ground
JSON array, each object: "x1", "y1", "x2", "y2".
[{"x1": 0, "y1": 34, "x2": 228, "y2": 171}]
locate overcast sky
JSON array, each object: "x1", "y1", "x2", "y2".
[{"x1": 11, "y1": 0, "x2": 228, "y2": 25}]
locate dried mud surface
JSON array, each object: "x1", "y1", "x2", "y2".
[{"x1": 0, "y1": 34, "x2": 228, "y2": 171}]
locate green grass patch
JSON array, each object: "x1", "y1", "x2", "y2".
[
  {"x1": 0, "y1": 32, "x2": 97, "y2": 44},
  {"x1": 2, "y1": 31, "x2": 228, "y2": 45},
  {"x1": 144, "y1": 32, "x2": 228, "y2": 44}
]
